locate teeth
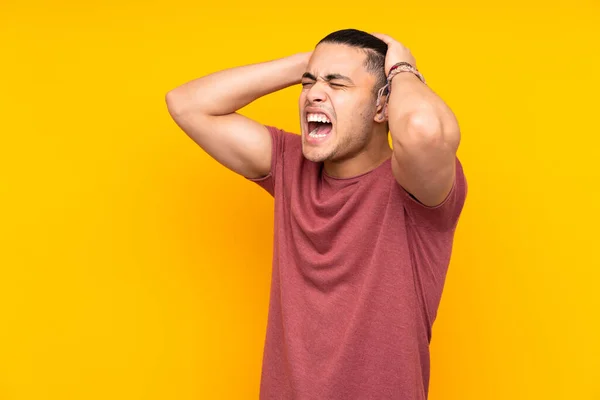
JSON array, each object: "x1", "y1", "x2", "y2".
[
  {"x1": 307, "y1": 113, "x2": 331, "y2": 123},
  {"x1": 308, "y1": 128, "x2": 328, "y2": 138}
]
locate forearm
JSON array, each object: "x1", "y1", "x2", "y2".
[
  {"x1": 387, "y1": 73, "x2": 459, "y2": 145},
  {"x1": 166, "y1": 52, "x2": 310, "y2": 116}
]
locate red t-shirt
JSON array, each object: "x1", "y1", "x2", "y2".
[{"x1": 248, "y1": 126, "x2": 468, "y2": 399}]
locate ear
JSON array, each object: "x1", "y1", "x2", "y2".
[{"x1": 374, "y1": 96, "x2": 388, "y2": 123}]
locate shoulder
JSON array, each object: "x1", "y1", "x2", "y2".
[
  {"x1": 266, "y1": 125, "x2": 301, "y2": 149},
  {"x1": 266, "y1": 125, "x2": 305, "y2": 170}
]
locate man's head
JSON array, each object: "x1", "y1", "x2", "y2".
[{"x1": 299, "y1": 29, "x2": 389, "y2": 164}]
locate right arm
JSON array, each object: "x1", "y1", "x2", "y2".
[{"x1": 165, "y1": 52, "x2": 311, "y2": 179}]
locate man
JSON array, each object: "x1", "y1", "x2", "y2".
[{"x1": 166, "y1": 28, "x2": 467, "y2": 399}]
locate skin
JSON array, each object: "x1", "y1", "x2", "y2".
[
  {"x1": 300, "y1": 35, "x2": 461, "y2": 207},
  {"x1": 299, "y1": 43, "x2": 392, "y2": 179},
  {"x1": 372, "y1": 32, "x2": 461, "y2": 207},
  {"x1": 166, "y1": 32, "x2": 460, "y2": 207}
]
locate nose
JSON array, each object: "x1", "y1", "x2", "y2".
[{"x1": 306, "y1": 80, "x2": 327, "y2": 103}]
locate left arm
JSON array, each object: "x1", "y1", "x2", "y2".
[
  {"x1": 373, "y1": 33, "x2": 461, "y2": 207},
  {"x1": 388, "y1": 73, "x2": 461, "y2": 207}
]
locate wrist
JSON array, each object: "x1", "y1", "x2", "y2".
[
  {"x1": 285, "y1": 52, "x2": 311, "y2": 84},
  {"x1": 390, "y1": 71, "x2": 422, "y2": 86},
  {"x1": 387, "y1": 62, "x2": 425, "y2": 84},
  {"x1": 375, "y1": 61, "x2": 426, "y2": 110}
]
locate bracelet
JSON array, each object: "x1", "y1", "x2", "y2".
[
  {"x1": 376, "y1": 62, "x2": 426, "y2": 108},
  {"x1": 388, "y1": 62, "x2": 426, "y2": 85}
]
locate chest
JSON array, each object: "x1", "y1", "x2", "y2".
[{"x1": 275, "y1": 163, "x2": 408, "y2": 270}]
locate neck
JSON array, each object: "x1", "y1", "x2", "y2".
[{"x1": 323, "y1": 132, "x2": 393, "y2": 179}]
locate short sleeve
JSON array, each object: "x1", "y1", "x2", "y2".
[
  {"x1": 401, "y1": 157, "x2": 468, "y2": 232},
  {"x1": 246, "y1": 125, "x2": 293, "y2": 197}
]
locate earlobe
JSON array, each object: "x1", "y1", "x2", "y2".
[
  {"x1": 375, "y1": 86, "x2": 390, "y2": 123},
  {"x1": 374, "y1": 103, "x2": 388, "y2": 123}
]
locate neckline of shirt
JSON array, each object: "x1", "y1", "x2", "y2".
[{"x1": 321, "y1": 157, "x2": 392, "y2": 182}]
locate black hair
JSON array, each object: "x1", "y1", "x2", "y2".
[{"x1": 317, "y1": 29, "x2": 388, "y2": 97}]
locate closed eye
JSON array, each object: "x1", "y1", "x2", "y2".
[{"x1": 300, "y1": 80, "x2": 346, "y2": 88}]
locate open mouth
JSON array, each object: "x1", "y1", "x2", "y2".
[{"x1": 306, "y1": 112, "x2": 333, "y2": 141}]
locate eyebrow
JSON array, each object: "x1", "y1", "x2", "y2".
[{"x1": 302, "y1": 72, "x2": 355, "y2": 85}]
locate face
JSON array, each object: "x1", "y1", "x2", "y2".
[{"x1": 299, "y1": 43, "x2": 383, "y2": 163}]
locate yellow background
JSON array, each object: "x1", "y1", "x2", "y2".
[{"x1": 1, "y1": 0, "x2": 599, "y2": 399}]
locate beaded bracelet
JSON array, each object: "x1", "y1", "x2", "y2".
[
  {"x1": 376, "y1": 62, "x2": 426, "y2": 108},
  {"x1": 388, "y1": 62, "x2": 426, "y2": 84}
]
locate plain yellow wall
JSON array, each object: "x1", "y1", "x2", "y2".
[{"x1": 1, "y1": 0, "x2": 599, "y2": 399}]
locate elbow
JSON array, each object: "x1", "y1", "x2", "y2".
[
  {"x1": 393, "y1": 111, "x2": 460, "y2": 150},
  {"x1": 166, "y1": 88, "x2": 212, "y2": 119},
  {"x1": 408, "y1": 112, "x2": 444, "y2": 142},
  {"x1": 165, "y1": 89, "x2": 186, "y2": 117}
]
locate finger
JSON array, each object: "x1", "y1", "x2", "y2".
[{"x1": 371, "y1": 32, "x2": 394, "y2": 43}]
